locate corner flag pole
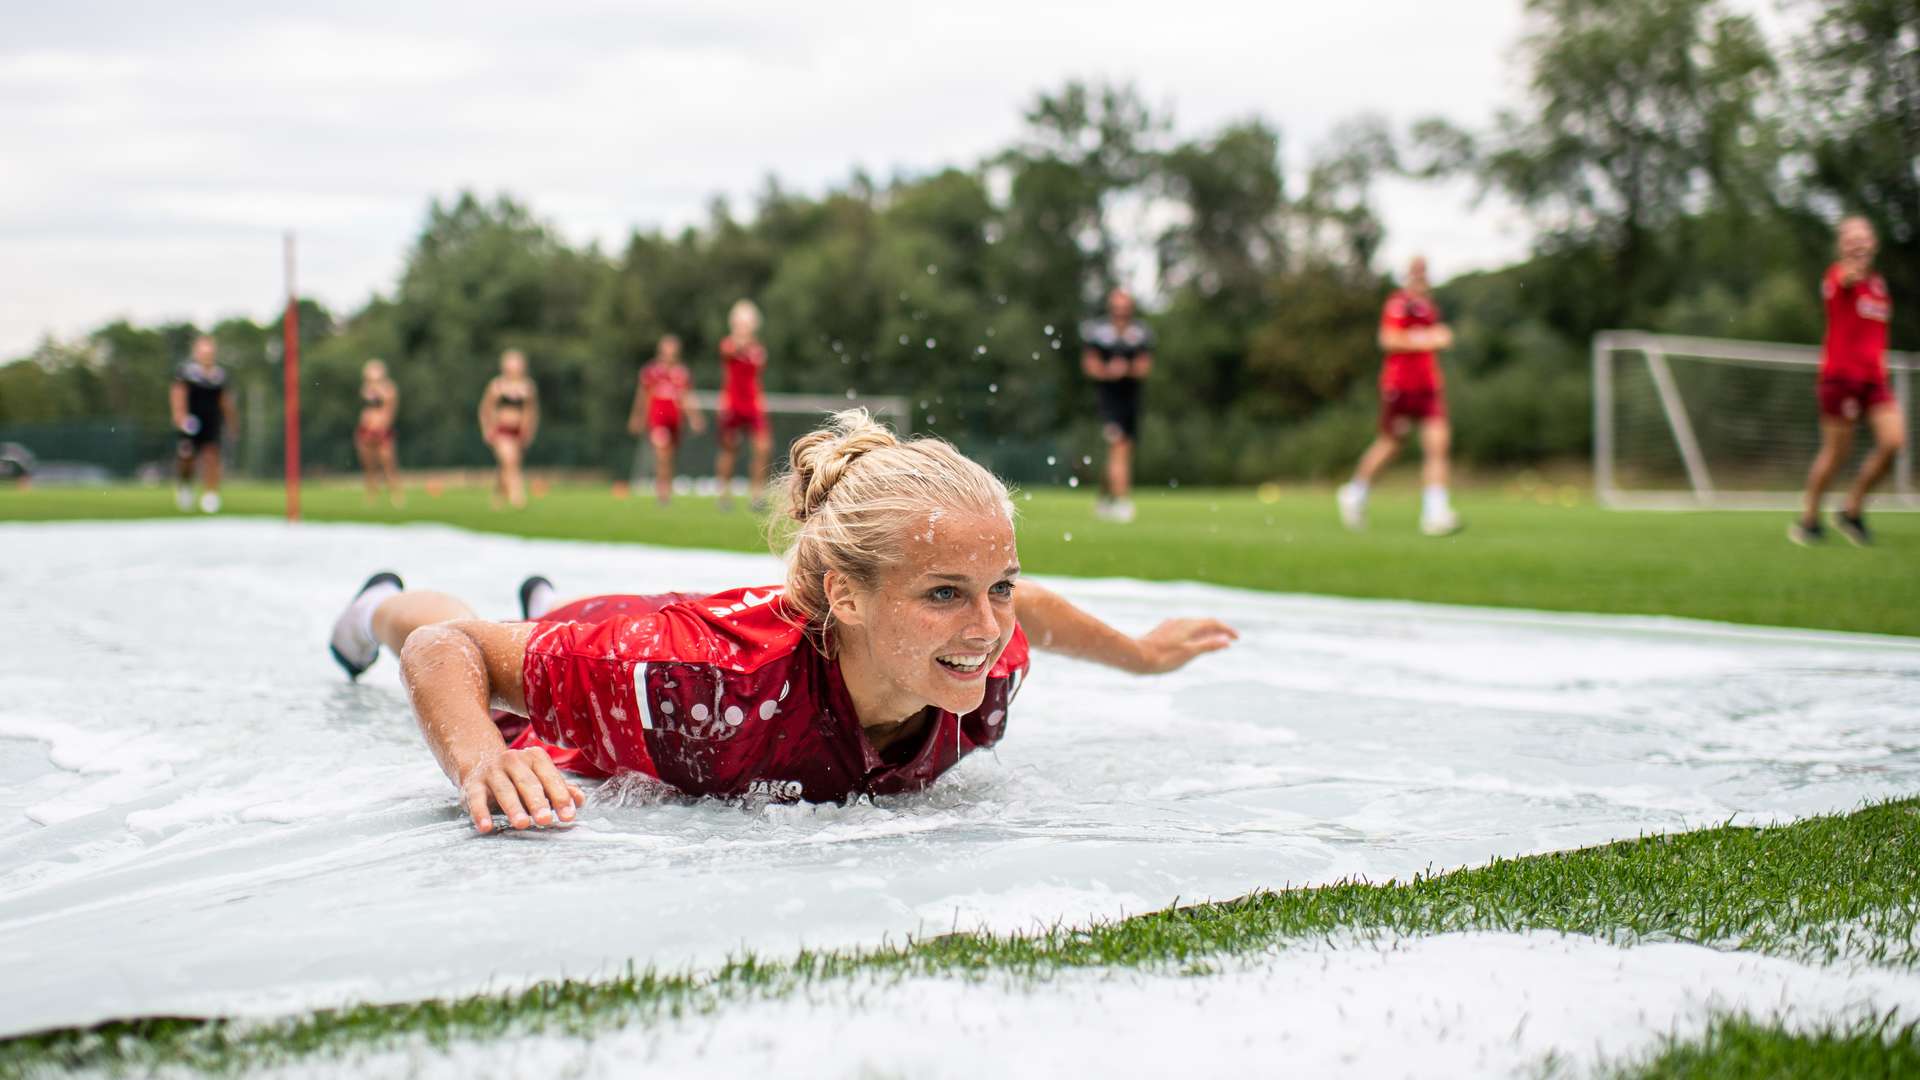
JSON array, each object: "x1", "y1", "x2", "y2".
[{"x1": 283, "y1": 231, "x2": 302, "y2": 522}]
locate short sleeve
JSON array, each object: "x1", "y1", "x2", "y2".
[{"x1": 1381, "y1": 295, "x2": 1409, "y2": 328}]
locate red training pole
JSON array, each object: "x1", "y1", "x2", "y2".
[{"x1": 283, "y1": 231, "x2": 302, "y2": 522}]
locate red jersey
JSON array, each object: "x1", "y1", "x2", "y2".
[
  {"x1": 1380, "y1": 289, "x2": 1442, "y2": 393},
  {"x1": 515, "y1": 587, "x2": 1028, "y2": 804},
  {"x1": 1821, "y1": 263, "x2": 1891, "y2": 382},
  {"x1": 719, "y1": 337, "x2": 766, "y2": 417},
  {"x1": 641, "y1": 359, "x2": 690, "y2": 404}
]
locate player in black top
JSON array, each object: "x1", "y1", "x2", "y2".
[
  {"x1": 170, "y1": 335, "x2": 236, "y2": 513},
  {"x1": 1080, "y1": 288, "x2": 1154, "y2": 523}
]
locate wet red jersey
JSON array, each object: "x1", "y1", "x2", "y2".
[
  {"x1": 1821, "y1": 263, "x2": 1892, "y2": 382},
  {"x1": 513, "y1": 588, "x2": 1028, "y2": 804},
  {"x1": 1380, "y1": 290, "x2": 1443, "y2": 393},
  {"x1": 719, "y1": 338, "x2": 766, "y2": 418},
  {"x1": 641, "y1": 360, "x2": 690, "y2": 404}
]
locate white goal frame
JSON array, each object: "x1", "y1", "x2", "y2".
[
  {"x1": 629, "y1": 390, "x2": 911, "y2": 490},
  {"x1": 1594, "y1": 330, "x2": 1918, "y2": 511}
]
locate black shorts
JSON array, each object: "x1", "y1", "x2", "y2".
[
  {"x1": 1095, "y1": 378, "x2": 1142, "y2": 442},
  {"x1": 177, "y1": 423, "x2": 222, "y2": 458}
]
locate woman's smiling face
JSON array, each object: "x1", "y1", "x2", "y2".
[{"x1": 831, "y1": 509, "x2": 1019, "y2": 722}]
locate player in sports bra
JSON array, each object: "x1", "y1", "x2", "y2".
[
  {"x1": 478, "y1": 349, "x2": 539, "y2": 510},
  {"x1": 355, "y1": 359, "x2": 403, "y2": 507},
  {"x1": 170, "y1": 335, "x2": 235, "y2": 514},
  {"x1": 1791, "y1": 216, "x2": 1905, "y2": 547},
  {"x1": 714, "y1": 299, "x2": 772, "y2": 511},
  {"x1": 627, "y1": 335, "x2": 705, "y2": 505},
  {"x1": 326, "y1": 409, "x2": 1238, "y2": 829}
]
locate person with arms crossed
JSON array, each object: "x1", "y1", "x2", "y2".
[
  {"x1": 627, "y1": 335, "x2": 705, "y2": 506},
  {"x1": 478, "y1": 349, "x2": 539, "y2": 511},
  {"x1": 714, "y1": 300, "x2": 772, "y2": 511},
  {"x1": 325, "y1": 410, "x2": 1238, "y2": 827},
  {"x1": 1081, "y1": 287, "x2": 1153, "y2": 523},
  {"x1": 1791, "y1": 216, "x2": 1905, "y2": 546},
  {"x1": 355, "y1": 358, "x2": 403, "y2": 507},
  {"x1": 1337, "y1": 255, "x2": 1462, "y2": 536},
  {"x1": 170, "y1": 334, "x2": 236, "y2": 514}
]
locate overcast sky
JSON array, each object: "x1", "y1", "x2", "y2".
[{"x1": 0, "y1": 1, "x2": 1563, "y2": 359}]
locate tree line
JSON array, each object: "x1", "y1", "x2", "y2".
[{"x1": 0, "y1": 0, "x2": 1910, "y2": 486}]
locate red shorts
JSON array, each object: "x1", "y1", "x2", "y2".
[
  {"x1": 1817, "y1": 376, "x2": 1893, "y2": 422},
  {"x1": 1380, "y1": 386, "x2": 1446, "y2": 436},
  {"x1": 647, "y1": 401, "x2": 682, "y2": 443},
  {"x1": 490, "y1": 424, "x2": 523, "y2": 445},
  {"x1": 355, "y1": 424, "x2": 393, "y2": 448},
  {"x1": 717, "y1": 404, "x2": 770, "y2": 445}
]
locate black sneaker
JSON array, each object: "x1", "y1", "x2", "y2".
[
  {"x1": 328, "y1": 571, "x2": 404, "y2": 680},
  {"x1": 518, "y1": 575, "x2": 556, "y2": 621},
  {"x1": 1835, "y1": 510, "x2": 1872, "y2": 547},
  {"x1": 1786, "y1": 518, "x2": 1825, "y2": 547}
]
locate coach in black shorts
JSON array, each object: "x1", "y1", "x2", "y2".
[
  {"x1": 170, "y1": 334, "x2": 235, "y2": 514},
  {"x1": 1080, "y1": 288, "x2": 1154, "y2": 523}
]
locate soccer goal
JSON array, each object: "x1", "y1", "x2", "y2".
[
  {"x1": 628, "y1": 390, "x2": 911, "y2": 493},
  {"x1": 1594, "y1": 331, "x2": 1918, "y2": 510}
]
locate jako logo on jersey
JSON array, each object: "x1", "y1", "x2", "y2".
[
  {"x1": 709, "y1": 588, "x2": 782, "y2": 618},
  {"x1": 745, "y1": 779, "x2": 803, "y2": 802}
]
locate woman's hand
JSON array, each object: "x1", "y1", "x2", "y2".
[
  {"x1": 1129, "y1": 618, "x2": 1239, "y2": 674},
  {"x1": 458, "y1": 747, "x2": 585, "y2": 833}
]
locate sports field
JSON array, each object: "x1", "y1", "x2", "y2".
[
  {"x1": 4, "y1": 479, "x2": 1916, "y2": 637},
  {"x1": 2, "y1": 488, "x2": 1918, "y2": 1077}
]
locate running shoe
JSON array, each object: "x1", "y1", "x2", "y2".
[
  {"x1": 1835, "y1": 510, "x2": 1872, "y2": 547},
  {"x1": 329, "y1": 571, "x2": 404, "y2": 680},
  {"x1": 175, "y1": 484, "x2": 193, "y2": 512},
  {"x1": 1419, "y1": 508, "x2": 1464, "y2": 537},
  {"x1": 1110, "y1": 498, "x2": 1136, "y2": 524},
  {"x1": 1336, "y1": 484, "x2": 1367, "y2": 531},
  {"x1": 1786, "y1": 517, "x2": 1825, "y2": 547},
  {"x1": 518, "y1": 574, "x2": 556, "y2": 621},
  {"x1": 199, "y1": 491, "x2": 221, "y2": 514}
]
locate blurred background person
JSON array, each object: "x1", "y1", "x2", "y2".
[
  {"x1": 1791, "y1": 216, "x2": 1903, "y2": 547},
  {"x1": 355, "y1": 358, "x2": 403, "y2": 507},
  {"x1": 169, "y1": 334, "x2": 234, "y2": 514},
  {"x1": 478, "y1": 349, "x2": 538, "y2": 510},
  {"x1": 1080, "y1": 287, "x2": 1153, "y2": 523},
  {"x1": 1337, "y1": 255, "x2": 1461, "y2": 537},
  {"x1": 714, "y1": 299, "x2": 771, "y2": 511},
  {"x1": 627, "y1": 335, "x2": 704, "y2": 506}
]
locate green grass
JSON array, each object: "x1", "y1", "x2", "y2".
[
  {"x1": 6, "y1": 798, "x2": 1919, "y2": 1077},
  {"x1": 3, "y1": 479, "x2": 1917, "y2": 636},
  {"x1": 1613, "y1": 1014, "x2": 1920, "y2": 1078}
]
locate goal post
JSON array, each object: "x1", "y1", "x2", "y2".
[
  {"x1": 628, "y1": 391, "x2": 911, "y2": 493},
  {"x1": 1594, "y1": 331, "x2": 1918, "y2": 511}
]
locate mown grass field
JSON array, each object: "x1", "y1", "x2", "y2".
[{"x1": 3, "y1": 477, "x2": 1916, "y2": 637}]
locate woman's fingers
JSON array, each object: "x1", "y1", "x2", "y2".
[
  {"x1": 464, "y1": 782, "x2": 496, "y2": 833},
  {"x1": 485, "y1": 770, "x2": 532, "y2": 830},
  {"x1": 527, "y1": 753, "x2": 581, "y2": 822},
  {"x1": 505, "y1": 756, "x2": 555, "y2": 826}
]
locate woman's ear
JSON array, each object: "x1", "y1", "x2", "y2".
[{"x1": 824, "y1": 571, "x2": 865, "y2": 630}]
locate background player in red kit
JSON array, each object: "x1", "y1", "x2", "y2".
[
  {"x1": 327, "y1": 410, "x2": 1238, "y2": 830},
  {"x1": 1791, "y1": 216, "x2": 1905, "y2": 547},
  {"x1": 1337, "y1": 255, "x2": 1462, "y2": 536},
  {"x1": 626, "y1": 335, "x2": 704, "y2": 506},
  {"x1": 715, "y1": 299, "x2": 773, "y2": 511}
]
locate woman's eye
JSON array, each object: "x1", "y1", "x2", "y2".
[
  {"x1": 990, "y1": 581, "x2": 1015, "y2": 599},
  {"x1": 930, "y1": 586, "x2": 958, "y2": 602}
]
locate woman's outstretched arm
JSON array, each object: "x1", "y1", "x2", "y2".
[
  {"x1": 1013, "y1": 581, "x2": 1237, "y2": 674},
  {"x1": 398, "y1": 618, "x2": 582, "y2": 833}
]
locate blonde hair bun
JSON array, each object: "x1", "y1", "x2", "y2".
[{"x1": 785, "y1": 410, "x2": 899, "y2": 522}]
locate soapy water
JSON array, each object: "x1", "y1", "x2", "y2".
[{"x1": 2, "y1": 519, "x2": 1918, "y2": 1039}]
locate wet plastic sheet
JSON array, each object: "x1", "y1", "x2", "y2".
[{"x1": 2, "y1": 520, "x2": 1917, "y2": 1037}]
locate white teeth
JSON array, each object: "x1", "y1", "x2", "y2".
[{"x1": 937, "y1": 654, "x2": 986, "y2": 673}]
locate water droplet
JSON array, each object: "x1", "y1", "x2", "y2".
[
  {"x1": 1067, "y1": 476, "x2": 1079, "y2": 488},
  {"x1": 1046, "y1": 455, "x2": 1057, "y2": 466},
  {"x1": 1043, "y1": 324, "x2": 1055, "y2": 335},
  {"x1": 925, "y1": 338, "x2": 937, "y2": 349},
  {"x1": 1081, "y1": 455, "x2": 1092, "y2": 465},
  {"x1": 1062, "y1": 532, "x2": 1073, "y2": 542},
  {"x1": 845, "y1": 388, "x2": 856, "y2": 399},
  {"x1": 926, "y1": 264, "x2": 938, "y2": 275},
  {"x1": 976, "y1": 345, "x2": 988, "y2": 355},
  {"x1": 987, "y1": 383, "x2": 998, "y2": 393},
  {"x1": 898, "y1": 335, "x2": 910, "y2": 346}
]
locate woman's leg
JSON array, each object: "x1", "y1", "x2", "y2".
[
  {"x1": 715, "y1": 426, "x2": 738, "y2": 507},
  {"x1": 1844, "y1": 402, "x2": 1907, "y2": 516},
  {"x1": 651, "y1": 429, "x2": 674, "y2": 504},
  {"x1": 357, "y1": 436, "x2": 378, "y2": 501},
  {"x1": 379, "y1": 438, "x2": 404, "y2": 505},
  {"x1": 1801, "y1": 418, "x2": 1855, "y2": 522},
  {"x1": 749, "y1": 430, "x2": 772, "y2": 505},
  {"x1": 371, "y1": 591, "x2": 480, "y2": 654}
]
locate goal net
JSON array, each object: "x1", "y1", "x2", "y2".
[
  {"x1": 1594, "y1": 331, "x2": 1918, "y2": 510},
  {"x1": 627, "y1": 391, "x2": 910, "y2": 495}
]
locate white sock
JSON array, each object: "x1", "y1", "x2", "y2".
[
  {"x1": 1344, "y1": 480, "x2": 1369, "y2": 501},
  {"x1": 525, "y1": 581, "x2": 557, "y2": 620},
  {"x1": 1423, "y1": 484, "x2": 1450, "y2": 517},
  {"x1": 353, "y1": 581, "x2": 402, "y2": 644}
]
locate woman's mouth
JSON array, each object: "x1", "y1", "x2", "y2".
[{"x1": 935, "y1": 652, "x2": 989, "y2": 678}]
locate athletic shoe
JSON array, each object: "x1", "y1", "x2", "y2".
[
  {"x1": 329, "y1": 571, "x2": 404, "y2": 680},
  {"x1": 1835, "y1": 511, "x2": 1872, "y2": 547},
  {"x1": 199, "y1": 491, "x2": 221, "y2": 514},
  {"x1": 1336, "y1": 484, "x2": 1367, "y2": 531},
  {"x1": 1786, "y1": 518, "x2": 1825, "y2": 547},
  {"x1": 518, "y1": 574, "x2": 556, "y2": 621},
  {"x1": 1109, "y1": 498, "x2": 1136, "y2": 524},
  {"x1": 1420, "y1": 508, "x2": 1464, "y2": 537},
  {"x1": 175, "y1": 485, "x2": 193, "y2": 512}
]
